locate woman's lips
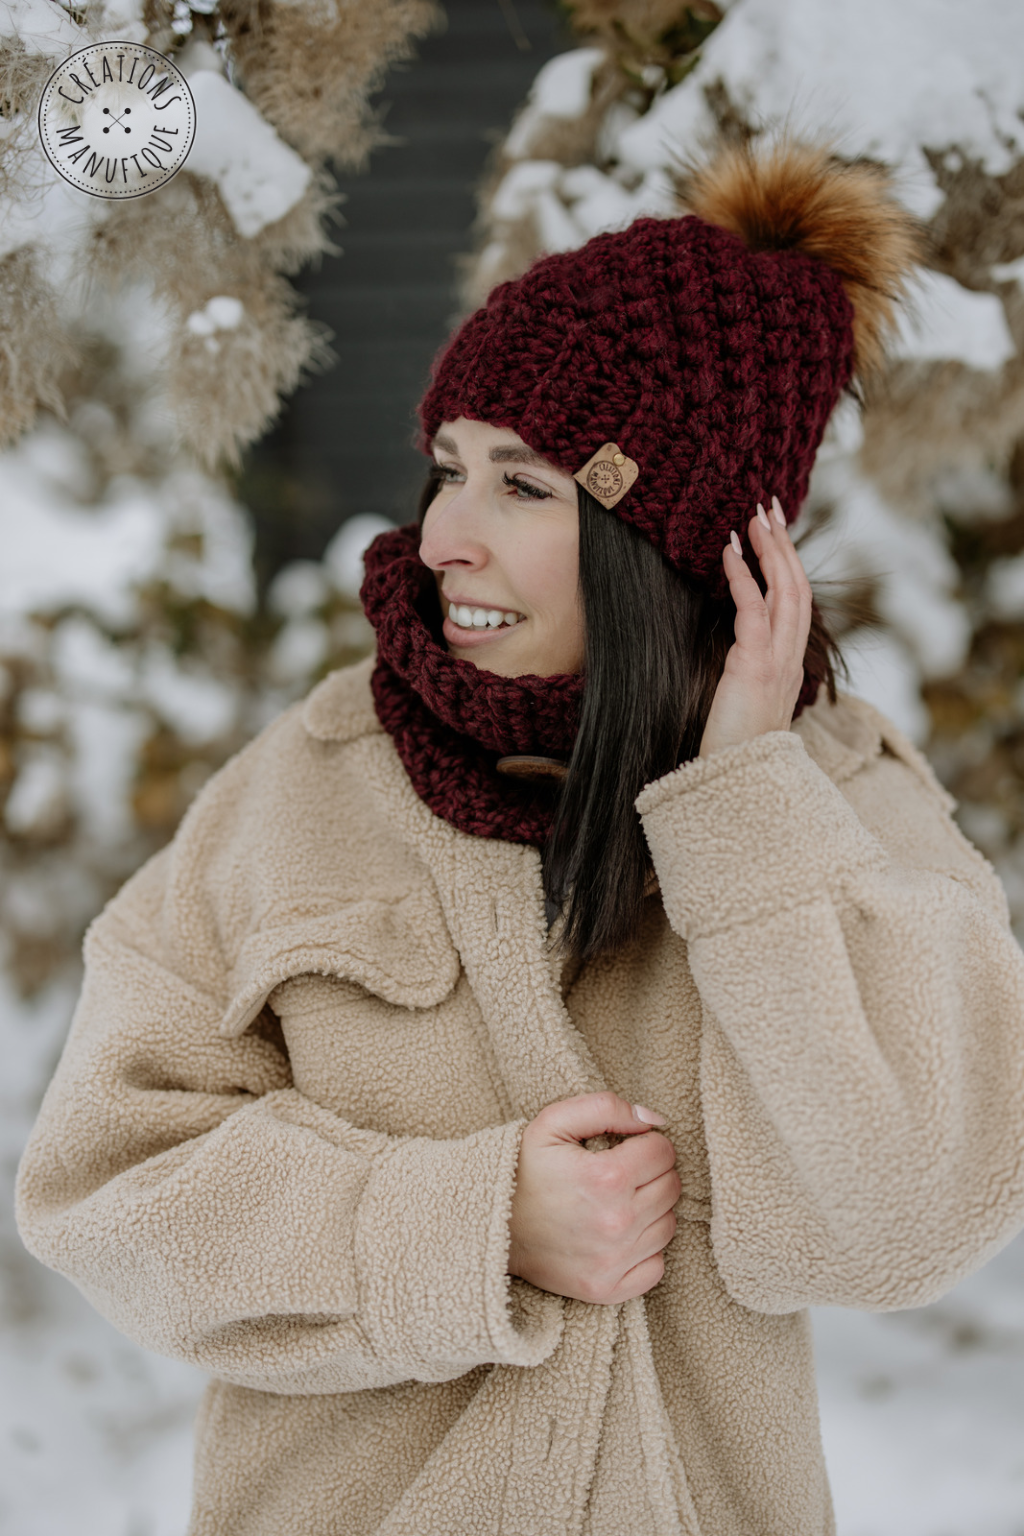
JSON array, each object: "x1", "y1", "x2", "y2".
[{"x1": 442, "y1": 614, "x2": 521, "y2": 648}]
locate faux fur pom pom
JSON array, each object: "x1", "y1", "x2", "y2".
[{"x1": 684, "y1": 138, "x2": 923, "y2": 378}]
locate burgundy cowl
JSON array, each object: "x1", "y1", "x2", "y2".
[{"x1": 360, "y1": 523, "x2": 583, "y2": 845}]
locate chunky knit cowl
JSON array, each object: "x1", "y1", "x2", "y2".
[{"x1": 360, "y1": 523, "x2": 583, "y2": 846}]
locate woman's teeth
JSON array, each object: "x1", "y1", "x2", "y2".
[{"x1": 449, "y1": 605, "x2": 522, "y2": 630}]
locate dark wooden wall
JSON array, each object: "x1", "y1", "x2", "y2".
[{"x1": 243, "y1": 0, "x2": 575, "y2": 581}]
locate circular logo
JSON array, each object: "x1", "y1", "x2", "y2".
[
  {"x1": 38, "y1": 42, "x2": 195, "y2": 199},
  {"x1": 586, "y1": 460, "x2": 624, "y2": 500}
]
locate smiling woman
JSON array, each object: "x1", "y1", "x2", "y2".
[
  {"x1": 420, "y1": 418, "x2": 584, "y2": 677},
  {"x1": 18, "y1": 137, "x2": 1024, "y2": 1536}
]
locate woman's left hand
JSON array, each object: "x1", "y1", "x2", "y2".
[{"x1": 698, "y1": 497, "x2": 813, "y2": 759}]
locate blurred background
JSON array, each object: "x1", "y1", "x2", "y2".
[{"x1": 2, "y1": 1, "x2": 1024, "y2": 1531}]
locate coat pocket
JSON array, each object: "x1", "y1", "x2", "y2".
[{"x1": 219, "y1": 886, "x2": 462, "y2": 1038}]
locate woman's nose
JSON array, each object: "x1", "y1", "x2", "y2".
[{"x1": 419, "y1": 493, "x2": 489, "y2": 572}]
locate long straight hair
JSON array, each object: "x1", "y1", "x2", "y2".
[
  {"x1": 415, "y1": 471, "x2": 845, "y2": 960},
  {"x1": 541, "y1": 484, "x2": 844, "y2": 959}
]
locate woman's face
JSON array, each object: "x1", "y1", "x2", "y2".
[{"x1": 418, "y1": 417, "x2": 584, "y2": 678}]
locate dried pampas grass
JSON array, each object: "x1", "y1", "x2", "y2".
[
  {"x1": 83, "y1": 170, "x2": 341, "y2": 465},
  {"x1": 0, "y1": 249, "x2": 78, "y2": 447},
  {"x1": 0, "y1": 41, "x2": 53, "y2": 199},
  {"x1": 564, "y1": 0, "x2": 721, "y2": 46},
  {"x1": 168, "y1": 271, "x2": 334, "y2": 468},
  {"x1": 218, "y1": 0, "x2": 443, "y2": 167}
]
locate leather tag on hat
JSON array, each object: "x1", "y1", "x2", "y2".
[{"x1": 573, "y1": 442, "x2": 639, "y2": 508}]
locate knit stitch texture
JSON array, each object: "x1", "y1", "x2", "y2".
[
  {"x1": 417, "y1": 215, "x2": 853, "y2": 598},
  {"x1": 361, "y1": 522, "x2": 583, "y2": 843}
]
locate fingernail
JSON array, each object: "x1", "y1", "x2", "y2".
[
  {"x1": 729, "y1": 529, "x2": 742, "y2": 554},
  {"x1": 633, "y1": 1104, "x2": 668, "y2": 1126},
  {"x1": 756, "y1": 502, "x2": 771, "y2": 530},
  {"x1": 771, "y1": 495, "x2": 786, "y2": 526}
]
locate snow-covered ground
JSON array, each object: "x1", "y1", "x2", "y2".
[{"x1": 3, "y1": 980, "x2": 1023, "y2": 1536}]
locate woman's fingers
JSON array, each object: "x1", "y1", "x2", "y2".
[
  {"x1": 702, "y1": 497, "x2": 813, "y2": 756},
  {"x1": 731, "y1": 501, "x2": 812, "y2": 664},
  {"x1": 723, "y1": 528, "x2": 773, "y2": 649}
]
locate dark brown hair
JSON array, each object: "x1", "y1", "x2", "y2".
[
  {"x1": 415, "y1": 472, "x2": 846, "y2": 961},
  {"x1": 542, "y1": 485, "x2": 845, "y2": 959}
]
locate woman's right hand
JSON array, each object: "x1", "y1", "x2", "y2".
[{"x1": 507, "y1": 1092, "x2": 681, "y2": 1304}]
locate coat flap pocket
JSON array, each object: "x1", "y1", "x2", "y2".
[{"x1": 219, "y1": 889, "x2": 461, "y2": 1037}]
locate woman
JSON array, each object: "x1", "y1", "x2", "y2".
[{"x1": 16, "y1": 139, "x2": 1024, "y2": 1536}]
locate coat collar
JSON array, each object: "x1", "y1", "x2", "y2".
[
  {"x1": 301, "y1": 653, "x2": 382, "y2": 744},
  {"x1": 792, "y1": 685, "x2": 885, "y2": 783}
]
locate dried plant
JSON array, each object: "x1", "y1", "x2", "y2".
[
  {"x1": 0, "y1": 250, "x2": 78, "y2": 447},
  {"x1": 218, "y1": 0, "x2": 444, "y2": 167},
  {"x1": 168, "y1": 271, "x2": 334, "y2": 468}
]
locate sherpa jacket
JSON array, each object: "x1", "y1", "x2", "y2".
[{"x1": 16, "y1": 654, "x2": 1024, "y2": 1536}]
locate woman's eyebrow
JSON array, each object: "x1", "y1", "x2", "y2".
[
  {"x1": 430, "y1": 432, "x2": 554, "y2": 472},
  {"x1": 488, "y1": 445, "x2": 554, "y2": 469}
]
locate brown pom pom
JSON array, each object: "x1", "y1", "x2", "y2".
[{"x1": 683, "y1": 138, "x2": 924, "y2": 378}]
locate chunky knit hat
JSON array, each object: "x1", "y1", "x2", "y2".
[{"x1": 417, "y1": 139, "x2": 920, "y2": 594}]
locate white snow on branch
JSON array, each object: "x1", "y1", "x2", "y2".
[
  {"x1": 488, "y1": 157, "x2": 677, "y2": 257},
  {"x1": 0, "y1": 426, "x2": 255, "y2": 625},
  {"x1": 0, "y1": 0, "x2": 81, "y2": 57},
  {"x1": 893, "y1": 269, "x2": 1016, "y2": 371},
  {"x1": 504, "y1": 46, "x2": 605, "y2": 158},
  {"x1": 186, "y1": 70, "x2": 312, "y2": 238},
  {"x1": 613, "y1": 0, "x2": 1024, "y2": 209}
]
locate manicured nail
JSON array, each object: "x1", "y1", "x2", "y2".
[
  {"x1": 771, "y1": 495, "x2": 786, "y2": 526},
  {"x1": 756, "y1": 502, "x2": 771, "y2": 529},
  {"x1": 729, "y1": 529, "x2": 742, "y2": 554},
  {"x1": 633, "y1": 1104, "x2": 668, "y2": 1126}
]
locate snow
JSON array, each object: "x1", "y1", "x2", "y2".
[
  {"x1": 65, "y1": 700, "x2": 148, "y2": 845},
  {"x1": 0, "y1": 978, "x2": 202, "y2": 1536},
  {"x1": 833, "y1": 626, "x2": 931, "y2": 744},
  {"x1": 813, "y1": 1235, "x2": 1024, "y2": 1534},
  {"x1": 0, "y1": 451, "x2": 166, "y2": 627},
  {"x1": 614, "y1": 0, "x2": 1024, "y2": 198},
  {"x1": 3, "y1": 751, "x2": 66, "y2": 837},
  {"x1": 185, "y1": 295, "x2": 245, "y2": 336},
  {"x1": 268, "y1": 616, "x2": 329, "y2": 684},
  {"x1": 322, "y1": 512, "x2": 395, "y2": 599},
  {"x1": 490, "y1": 159, "x2": 562, "y2": 220},
  {"x1": 93, "y1": 0, "x2": 148, "y2": 45},
  {"x1": 992, "y1": 255, "x2": 1024, "y2": 288},
  {"x1": 185, "y1": 71, "x2": 312, "y2": 239},
  {"x1": 0, "y1": 0, "x2": 81, "y2": 57},
  {"x1": 503, "y1": 46, "x2": 605, "y2": 158},
  {"x1": 138, "y1": 646, "x2": 238, "y2": 745},
  {"x1": 0, "y1": 437, "x2": 256, "y2": 627},
  {"x1": 489, "y1": 157, "x2": 678, "y2": 253},
  {"x1": 51, "y1": 617, "x2": 135, "y2": 701},
  {"x1": 984, "y1": 554, "x2": 1024, "y2": 621},
  {"x1": 799, "y1": 462, "x2": 971, "y2": 689},
  {"x1": 893, "y1": 269, "x2": 1016, "y2": 371},
  {"x1": 0, "y1": 132, "x2": 105, "y2": 268},
  {"x1": 267, "y1": 560, "x2": 331, "y2": 619},
  {"x1": 0, "y1": 421, "x2": 256, "y2": 856}
]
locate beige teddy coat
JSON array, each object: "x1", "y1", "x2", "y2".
[{"x1": 16, "y1": 654, "x2": 1024, "y2": 1536}]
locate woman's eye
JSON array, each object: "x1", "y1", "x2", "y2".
[
  {"x1": 432, "y1": 463, "x2": 462, "y2": 483},
  {"x1": 503, "y1": 472, "x2": 550, "y2": 501}
]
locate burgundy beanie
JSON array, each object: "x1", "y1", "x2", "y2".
[{"x1": 417, "y1": 139, "x2": 919, "y2": 595}]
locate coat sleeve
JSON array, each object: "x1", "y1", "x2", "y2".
[
  {"x1": 14, "y1": 851, "x2": 564, "y2": 1396},
  {"x1": 636, "y1": 722, "x2": 1024, "y2": 1315}
]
